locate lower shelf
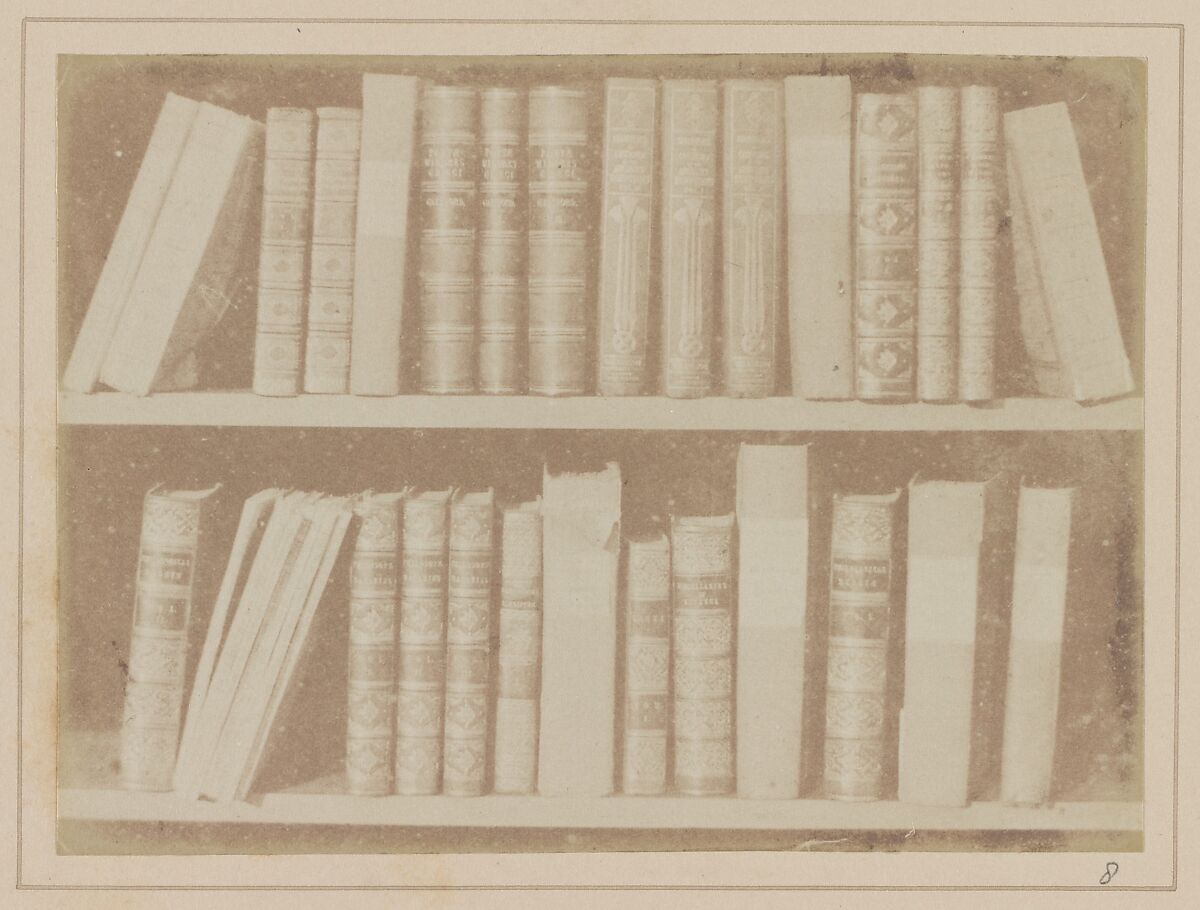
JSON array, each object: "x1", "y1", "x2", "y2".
[{"x1": 59, "y1": 786, "x2": 1142, "y2": 832}]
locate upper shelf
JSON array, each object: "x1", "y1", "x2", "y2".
[{"x1": 57, "y1": 391, "x2": 1143, "y2": 432}]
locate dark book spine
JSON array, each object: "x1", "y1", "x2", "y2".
[
  {"x1": 721, "y1": 80, "x2": 784, "y2": 398},
  {"x1": 528, "y1": 86, "x2": 592, "y2": 396},
  {"x1": 854, "y1": 94, "x2": 917, "y2": 401},
  {"x1": 671, "y1": 515, "x2": 735, "y2": 796},
  {"x1": 395, "y1": 492, "x2": 451, "y2": 794},
  {"x1": 622, "y1": 534, "x2": 672, "y2": 795},
  {"x1": 660, "y1": 81, "x2": 718, "y2": 399},
  {"x1": 303, "y1": 107, "x2": 361, "y2": 394},
  {"x1": 443, "y1": 491, "x2": 495, "y2": 796},
  {"x1": 119, "y1": 488, "x2": 215, "y2": 791},
  {"x1": 253, "y1": 108, "x2": 314, "y2": 397},
  {"x1": 597, "y1": 78, "x2": 657, "y2": 396},
  {"x1": 478, "y1": 89, "x2": 526, "y2": 395},
  {"x1": 346, "y1": 496, "x2": 401, "y2": 796},
  {"x1": 419, "y1": 86, "x2": 479, "y2": 394},
  {"x1": 824, "y1": 492, "x2": 900, "y2": 801}
]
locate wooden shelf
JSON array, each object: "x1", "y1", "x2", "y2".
[
  {"x1": 58, "y1": 391, "x2": 1144, "y2": 431},
  {"x1": 58, "y1": 786, "x2": 1142, "y2": 832}
]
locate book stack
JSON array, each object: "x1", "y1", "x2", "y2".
[
  {"x1": 66, "y1": 77, "x2": 1135, "y2": 404},
  {"x1": 114, "y1": 445, "x2": 1101, "y2": 807}
]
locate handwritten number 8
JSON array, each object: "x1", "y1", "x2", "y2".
[{"x1": 1099, "y1": 862, "x2": 1119, "y2": 885}]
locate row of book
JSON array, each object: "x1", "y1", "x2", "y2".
[
  {"x1": 121, "y1": 446, "x2": 1090, "y2": 806},
  {"x1": 64, "y1": 74, "x2": 1136, "y2": 403}
]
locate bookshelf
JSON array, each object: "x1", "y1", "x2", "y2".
[
  {"x1": 60, "y1": 788, "x2": 1141, "y2": 833},
  {"x1": 55, "y1": 50, "x2": 1146, "y2": 854},
  {"x1": 59, "y1": 392, "x2": 1143, "y2": 432}
]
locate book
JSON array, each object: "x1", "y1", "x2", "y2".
[
  {"x1": 622, "y1": 531, "x2": 671, "y2": 795},
  {"x1": 915, "y1": 87, "x2": 959, "y2": 402},
  {"x1": 958, "y1": 86, "x2": 1002, "y2": 401},
  {"x1": 1004, "y1": 102, "x2": 1135, "y2": 401},
  {"x1": 118, "y1": 484, "x2": 220, "y2": 791},
  {"x1": 63, "y1": 93, "x2": 200, "y2": 394},
  {"x1": 419, "y1": 86, "x2": 479, "y2": 395},
  {"x1": 854, "y1": 93, "x2": 917, "y2": 401},
  {"x1": 229, "y1": 496, "x2": 353, "y2": 801},
  {"x1": 824, "y1": 490, "x2": 901, "y2": 800},
  {"x1": 202, "y1": 495, "x2": 349, "y2": 801},
  {"x1": 346, "y1": 492, "x2": 404, "y2": 796},
  {"x1": 492, "y1": 500, "x2": 542, "y2": 794},
  {"x1": 478, "y1": 88, "x2": 527, "y2": 395},
  {"x1": 538, "y1": 463, "x2": 622, "y2": 796},
  {"x1": 671, "y1": 514, "x2": 735, "y2": 796},
  {"x1": 597, "y1": 78, "x2": 657, "y2": 396},
  {"x1": 722, "y1": 79, "x2": 784, "y2": 398},
  {"x1": 1000, "y1": 486, "x2": 1074, "y2": 806},
  {"x1": 1007, "y1": 150, "x2": 1069, "y2": 398},
  {"x1": 528, "y1": 86, "x2": 592, "y2": 397},
  {"x1": 174, "y1": 489, "x2": 280, "y2": 796},
  {"x1": 783, "y1": 76, "x2": 854, "y2": 400},
  {"x1": 173, "y1": 490, "x2": 309, "y2": 799},
  {"x1": 395, "y1": 489, "x2": 453, "y2": 794},
  {"x1": 349, "y1": 75, "x2": 420, "y2": 397},
  {"x1": 735, "y1": 444, "x2": 811, "y2": 799},
  {"x1": 660, "y1": 80, "x2": 718, "y2": 399},
  {"x1": 898, "y1": 475, "x2": 1016, "y2": 807},
  {"x1": 100, "y1": 103, "x2": 263, "y2": 396},
  {"x1": 252, "y1": 108, "x2": 316, "y2": 398},
  {"x1": 303, "y1": 107, "x2": 362, "y2": 394},
  {"x1": 443, "y1": 489, "x2": 495, "y2": 796}
]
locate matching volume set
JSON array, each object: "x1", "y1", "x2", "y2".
[
  {"x1": 124, "y1": 445, "x2": 1087, "y2": 807},
  {"x1": 63, "y1": 74, "x2": 1135, "y2": 403}
]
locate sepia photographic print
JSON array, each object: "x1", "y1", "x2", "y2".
[{"x1": 5, "y1": 2, "x2": 1195, "y2": 903}]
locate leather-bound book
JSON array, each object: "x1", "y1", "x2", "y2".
[{"x1": 419, "y1": 86, "x2": 479, "y2": 394}]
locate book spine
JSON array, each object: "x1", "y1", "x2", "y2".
[
  {"x1": 916, "y1": 87, "x2": 959, "y2": 402},
  {"x1": 783, "y1": 76, "x2": 854, "y2": 400},
  {"x1": 1000, "y1": 487, "x2": 1074, "y2": 806},
  {"x1": 478, "y1": 89, "x2": 527, "y2": 395},
  {"x1": 528, "y1": 87, "x2": 592, "y2": 396},
  {"x1": 597, "y1": 78, "x2": 657, "y2": 396},
  {"x1": 253, "y1": 109, "x2": 315, "y2": 397},
  {"x1": 671, "y1": 515, "x2": 735, "y2": 796},
  {"x1": 735, "y1": 444, "x2": 810, "y2": 799},
  {"x1": 303, "y1": 108, "x2": 361, "y2": 394},
  {"x1": 395, "y1": 492, "x2": 451, "y2": 794},
  {"x1": 420, "y1": 86, "x2": 479, "y2": 394},
  {"x1": 444, "y1": 491, "x2": 495, "y2": 796},
  {"x1": 854, "y1": 94, "x2": 918, "y2": 401},
  {"x1": 722, "y1": 80, "x2": 783, "y2": 398},
  {"x1": 346, "y1": 496, "x2": 401, "y2": 796},
  {"x1": 119, "y1": 489, "x2": 210, "y2": 791},
  {"x1": 350, "y1": 74, "x2": 420, "y2": 397},
  {"x1": 958, "y1": 86, "x2": 1002, "y2": 401},
  {"x1": 63, "y1": 93, "x2": 200, "y2": 394},
  {"x1": 622, "y1": 534, "x2": 671, "y2": 795},
  {"x1": 538, "y1": 464, "x2": 622, "y2": 796},
  {"x1": 1005, "y1": 102, "x2": 1133, "y2": 401},
  {"x1": 898, "y1": 480, "x2": 995, "y2": 807},
  {"x1": 1006, "y1": 150, "x2": 1070, "y2": 397},
  {"x1": 660, "y1": 81, "x2": 718, "y2": 399},
  {"x1": 824, "y1": 493, "x2": 898, "y2": 801},
  {"x1": 492, "y1": 504, "x2": 542, "y2": 794}
]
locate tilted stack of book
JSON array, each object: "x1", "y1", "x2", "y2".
[
  {"x1": 64, "y1": 74, "x2": 1136, "y2": 403},
  {"x1": 117, "y1": 445, "x2": 1114, "y2": 806}
]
